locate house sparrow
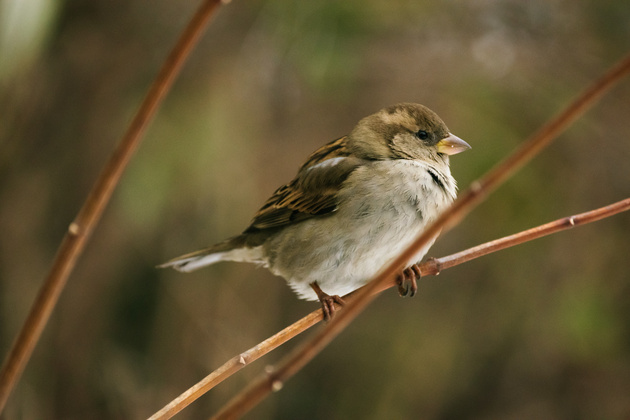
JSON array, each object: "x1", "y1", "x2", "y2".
[{"x1": 160, "y1": 103, "x2": 470, "y2": 320}]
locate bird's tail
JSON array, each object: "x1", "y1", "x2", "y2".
[{"x1": 158, "y1": 234, "x2": 263, "y2": 273}]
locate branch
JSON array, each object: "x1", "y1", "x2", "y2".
[
  {"x1": 0, "y1": 0, "x2": 227, "y2": 413},
  {"x1": 148, "y1": 196, "x2": 630, "y2": 419},
  {"x1": 210, "y1": 52, "x2": 630, "y2": 420},
  {"x1": 148, "y1": 312, "x2": 323, "y2": 420},
  {"x1": 415, "y1": 197, "x2": 630, "y2": 278}
]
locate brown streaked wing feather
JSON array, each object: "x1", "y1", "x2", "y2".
[
  {"x1": 244, "y1": 136, "x2": 360, "y2": 232},
  {"x1": 297, "y1": 135, "x2": 350, "y2": 170}
]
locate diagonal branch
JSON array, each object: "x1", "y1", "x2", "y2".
[
  {"x1": 148, "y1": 312, "x2": 323, "y2": 420},
  {"x1": 149, "y1": 196, "x2": 630, "y2": 420},
  {"x1": 0, "y1": 0, "x2": 228, "y2": 413},
  {"x1": 210, "y1": 52, "x2": 630, "y2": 420}
]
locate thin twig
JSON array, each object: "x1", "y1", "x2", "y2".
[
  {"x1": 210, "y1": 52, "x2": 630, "y2": 420},
  {"x1": 148, "y1": 312, "x2": 323, "y2": 420},
  {"x1": 418, "y1": 197, "x2": 630, "y2": 277},
  {"x1": 148, "y1": 196, "x2": 630, "y2": 419},
  {"x1": 0, "y1": 0, "x2": 226, "y2": 413}
]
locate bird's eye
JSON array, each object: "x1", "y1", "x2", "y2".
[{"x1": 416, "y1": 130, "x2": 429, "y2": 140}]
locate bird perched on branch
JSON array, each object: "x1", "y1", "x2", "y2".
[{"x1": 160, "y1": 103, "x2": 470, "y2": 320}]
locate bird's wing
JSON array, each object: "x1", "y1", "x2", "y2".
[{"x1": 245, "y1": 136, "x2": 362, "y2": 232}]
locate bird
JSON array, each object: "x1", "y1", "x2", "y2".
[{"x1": 160, "y1": 103, "x2": 470, "y2": 320}]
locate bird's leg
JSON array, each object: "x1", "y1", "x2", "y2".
[
  {"x1": 397, "y1": 263, "x2": 422, "y2": 297},
  {"x1": 309, "y1": 282, "x2": 345, "y2": 321}
]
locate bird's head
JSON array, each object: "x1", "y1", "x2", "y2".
[{"x1": 348, "y1": 103, "x2": 470, "y2": 165}]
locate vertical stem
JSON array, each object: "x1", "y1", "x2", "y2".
[{"x1": 0, "y1": 0, "x2": 225, "y2": 412}]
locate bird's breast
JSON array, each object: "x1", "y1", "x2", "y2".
[{"x1": 339, "y1": 159, "x2": 456, "y2": 223}]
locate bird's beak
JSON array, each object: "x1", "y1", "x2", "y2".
[{"x1": 436, "y1": 133, "x2": 471, "y2": 155}]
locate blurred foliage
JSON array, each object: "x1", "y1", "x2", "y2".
[{"x1": 1, "y1": 0, "x2": 630, "y2": 418}]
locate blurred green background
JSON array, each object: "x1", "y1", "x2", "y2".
[{"x1": 1, "y1": 0, "x2": 630, "y2": 418}]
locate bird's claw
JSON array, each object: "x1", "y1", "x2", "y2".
[
  {"x1": 310, "y1": 282, "x2": 345, "y2": 321},
  {"x1": 397, "y1": 264, "x2": 422, "y2": 297}
]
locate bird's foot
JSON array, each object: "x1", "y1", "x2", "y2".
[
  {"x1": 397, "y1": 264, "x2": 422, "y2": 297},
  {"x1": 309, "y1": 282, "x2": 345, "y2": 321}
]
